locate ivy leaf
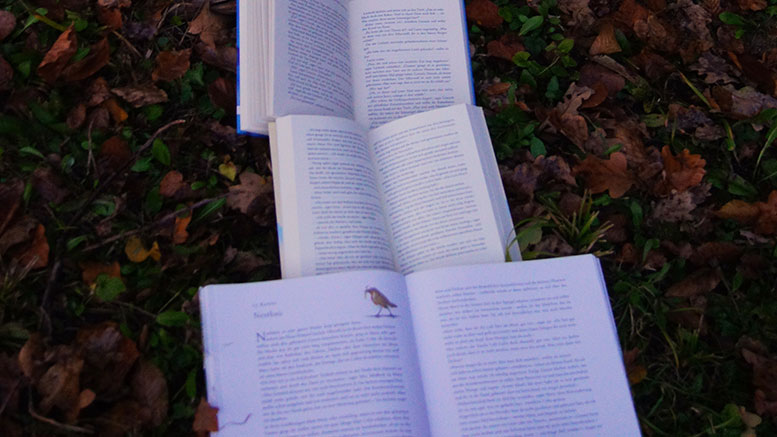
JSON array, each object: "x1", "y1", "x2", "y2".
[{"x1": 519, "y1": 15, "x2": 543, "y2": 36}]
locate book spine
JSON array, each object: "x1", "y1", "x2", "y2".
[{"x1": 460, "y1": 0, "x2": 476, "y2": 104}]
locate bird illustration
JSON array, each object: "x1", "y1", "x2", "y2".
[{"x1": 364, "y1": 287, "x2": 397, "y2": 317}]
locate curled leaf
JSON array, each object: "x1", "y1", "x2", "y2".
[{"x1": 125, "y1": 236, "x2": 161, "y2": 263}]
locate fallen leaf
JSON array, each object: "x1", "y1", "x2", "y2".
[
  {"x1": 580, "y1": 62, "x2": 627, "y2": 96},
  {"x1": 486, "y1": 81, "x2": 511, "y2": 96},
  {"x1": 655, "y1": 146, "x2": 706, "y2": 194},
  {"x1": 37, "y1": 26, "x2": 77, "y2": 83},
  {"x1": 574, "y1": 152, "x2": 635, "y2": 198},
  {"x1": 0, "y1": 11, "x2": 15, "y2": 41},
  {"x1": 37, "y1": 353, "x2": 83, "y2": 420},
  {"x1": 0, "y1": 216, "x2": 37, "y2": 257},
  {"x1": 690, "y1": 242, "x2": 742, "y2": 266},
  {"x1": 99, "y1": 136, "x2": 131, "y2": 172},
  {"x1": 97, "y1": 2, "x2": 123, "y2": 29},
  {"x1": 66, "y1": 103, "x2": 87, "y2": 130},
  {"x1": 208, "y1": 77, "x2": 236, "y2": 112},
  {"x1": 75, "y1": 322, "x2": 140, "y2": 396},
  {"x1": 125, "y1": 236, "x2": 161, "y2": 262},
  {"x1": 0, "y1": 179, "x2": 23, "y2": 235},
  {"x1": 715, "y1": 199, "x2": 760, "y2": 224},
  {"x1": 614, "y1": 0, "x2": 651, "y2": 28},
  {"x1": 665, "y1": 267, "x2": 721, "y2": 297},
  {"x1": 85, "y1": 77, "x2": 112, "y2": 107},
  {"x1": 590, "y1": 23, "x2": 621, "y2": 55},
  {"x1": 13, "y1": 224, "x2": 49, "y2": 270},
  {"x1": 18, "y1": 333, "x2": 46, "y2": 380},
  {"x1": 218, "y1": 161, "x2": 237, "y2": 181},
  {"x1": 558, "y1": 0, "x2": 596, "y2": 29},
  {"x1": 113, "y1": 84, "x2": 169, "y2": 107},
  {"x1": 31, "y1": 167, "x2": 70, "y2": 204},
  {"x1": 78, "y1": 389, "x2": 96, "y2": 409},
  {"x1": 715, "y1": 191, "x2": 777, "y2": 235},
  {"x1": 755, "y1": 190, "x2": 777, "y2": 235},
  {"x1": 689, "y1": 52, "x2": 739, "y2": 84},
  {"x1": 152, "y1": 49, "x2": 191, "y2": 82},
  {"x1": 623, "y1": 348, "x2": 647, "y2": 385},
  {"x1": 630, "y1": 49, "x2": 675, "y2": 80},
  {"x1": 649, "y1": 191, "x2": 697, "y2": 223},
  {"x1": 712, "y1": 86, "x2": 777, "y2": 119},
  {"x1": 227, "y1": 172, "x2": 273, "y2": 214},
  {"x1": 466, "y1": 0, "x2": 503, "y2": 29},
  {"x1": 160, "y1": 170, "x2": 185, "y2": 197},
  {"x1": 103, "y1": 98, "x2": 128, "y2": 124},
  {"x1": 130, "y1": 360, "x2": 168, "y2": 427},
  {"x1": 195, "y1": 42, "x2": 237, "y2": 73},
  {"x1": 738, "y1": 337, "x2": 777, "y2": 417},
  {"x1": 188, "y1": 4, "x2": 228, "y2": 47},
  {"x1": 63, "y1": 37, "x2": 111, "y2": 82},
  {"x1": 173, "y1": 214, "x2": 191, "y2": 244},
  {"x1": 738, "y1": 0, "x2": 767, "y2": 11},
  {"x1": 546, "y1": 83, "x2": 594, "y2": 149},
  {"x1": 80, "y1": 261, "x2": 122, "y2": 286},
  {"x1": 193, "y1": 397, "x2": 219, "y2": 433},
  {"x1": 487, "y1": 35, "x2": 525, "y2": 61}
]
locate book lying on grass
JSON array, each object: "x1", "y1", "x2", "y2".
[
  {"x1": 201, "y1": 254, "x2": 641, "y2": 436},
  {"x1": 238, "y1": 0, "x2": 474, "y2": 135},
  {"x1": 268, "y1": 104, "x2": 518, "y2": 278}
]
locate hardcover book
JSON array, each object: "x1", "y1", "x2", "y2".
[
  {"x1": 237, "y1": 0, "x2": 474, "y2": 135},
  {"x1": 200, "y1": 255, "x2": 642, "y2": 436},
  {"x1": 269, "y1": 104, "x2": 519, "y2": 278}
]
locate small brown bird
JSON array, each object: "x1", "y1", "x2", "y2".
[{"x1": 364, "y1": 287, "x2": 397, "y2": 317}]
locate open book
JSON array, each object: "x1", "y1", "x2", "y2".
[
  {"x1": 237, "y1": 0, "x2": 474, "y2": 135},
  {"x1": 269, "y1": 104, "x2": 517, "y2": 278},
  {"x1": 201, "y1": 255, "x2": 642, "y2": 436}
]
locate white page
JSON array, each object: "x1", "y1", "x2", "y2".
[
  {"x1": 368, "y1": 104, "x2": 508, "y2": 275},
  {"x1": 273, "y1": 116, "x2": 396, "y2": 278},
  {"x1": 350, "y1": 0, "x2": 474, "y2": 129},
  {"x1": 201, "y1": 269, "x2": 431, "y2": 436},
  {"x1": 272, "y1": 0, "x2": 354, "y2": 119},
  {"x1": 405, "y1": 256, "x2": 641, "y2": 437}
]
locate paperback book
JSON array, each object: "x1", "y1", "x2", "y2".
[
  {"x1": 269, "y1": 104, "x2": 518, "y2": 278},
  {"x1": 201, "y1": 255, "x2": 642, "y2": 436},
  {"x1": 238, "y1": 0, "x2": 474, "y2": 135}
]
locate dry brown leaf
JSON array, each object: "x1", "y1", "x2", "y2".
[
  {"x1": 103, "y1": 98, "x2": 128, "y2": 124},
  {"x1": 574, "y1": 152, "x2": 635, "y2": 198},
  {"x1": 0, "y1": 179, "x2": 23, "y2": 236},
  {"x1": 547, "y1": 83, "x2": 594, "y2": 148},
  {"x1": 85, "y1": 77, "x2": 112, "y2": 107},
  {"x1": 665, "y1": 267, "x2": 721, "y2": 297},
  {"x1": 558, "y1": 0, "x2": 596, "y2": 29},
  {"x1": 193, "y1": 397, "x2": 219, "y2": 433},
  {"x1": 63, "y1": 37, "x2": 110, "y2": 82},
  {"x1": 738, "y1": 0, "x2": 767, "y2": 10},
  {"x1": 487, "y1": 35, "x2": 524, "y2": 61},
  {"x1": 188, "y1": 4, "x2": 228, "y2": 48},
  {"x1": 486, "y1": 82, "x2": 511, "y2": 96},
  {"x1": 66, "y1": 103, "x2": 87, "y2": 130},
  {"x1": 590, "y1": 23, "x2": 621, "y2": 55},
  {"x1": 755, "y1": 190, "x2": 777, "y2": 235},
  {"x1": 623, "y1": 348, "x2": 647, "y2": 385},
  {"x1": 36, "y1": 351, "x2": 83, "y2": 416},
  {"x1": 80, "y1": 261, "x2": 122, "y2": 286},
  {"x1": 227, "y1": 172, "x2": 273, "y2": 214},
  {"x1": 466, "y1": 0, "x2": 503, "y2": 29},
  {"x1": 738, "y1": 337, "x2": 777, "y2": 417},
  {"x1": 690, "y1": 242, "x2": 742, "y2": 266},
  {"x1": 173, "y1": 214, "x2": 191, "y2": 244},
  {"x1": 99, "y1": 136, "x2": 131, "y2": 173},
  {"x1": 125, "y1": 236, "x2": 161, "y2": 262},
  {"x1": 195, "y1": 41, "x2": 237, "y2": 73},
  {"x1": 13, "y1": 224, "x2": 49, "y2": 270},
  {"x1": 113, "y1": 84, "x2": 169, "y2": 107},
  {"x1": 0, "y1": 11, "x2": 15, "y2": 41},
  {"x1": 75, "y1": 322, "x2": 140, "y2": 396},
  {"x1": 97, "y1": 3, "x2": 123, "y2": 29},
  {"x1": 18, "y1": 333, "x2": 46, "y2": 380},
  {"x1": 715, "y1": 199, "x2": 760, "y2": 223},
  {"x1": 152, "y1": 49, "x2": 191, "y2": 82},
  {"x1": 614, "y1": 0, "x2": 651, "y2": 28},
  {"x1": 37, "y1": 26, "x2": 77, "y2": 84},
  {"x1": 208, "y1": 77, "x2": 236, "y2": 112},
  {"x1": 130, "y1": 360, "x2": 168, "y2": 427},
  {"x1": 655, "y1": 146, "x2": 706, "y2": 194},
  {"x1": 690, "y1": 52, "x2": 739, "y2": 84},
  {"x1": 160, "y1": 170, "x2": 185, "y2": 197}
]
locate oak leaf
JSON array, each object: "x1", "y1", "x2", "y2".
[
  {"x1": 466, "y1": 0, "x2": 503, "y2": 29},
  {"x1": 715, "y1": 199, "x2": 760, "y2": 224},
  {"x1": 188, "y1": 4, "x2": 229, "y2": 48},
  {"x1": 547, "y1": 83, "x2": 593, "y2": 149},
  {"x1": 574, "y1": 152, "x2": 635, "y2": 198},
  {"x1": 37, "y1": 26, "x2": 77, "y2": 83},
  {"x1": 152, "y1": 49, "x2": 191, "y2": 82},
  {"x1": 655, "y1": 146, "x2": 706, "y2": 194}
]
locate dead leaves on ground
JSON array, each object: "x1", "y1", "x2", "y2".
[
  {"x1": 0, "y1": 180, "x2": 50, "y2": 270},
  {"x1": 716, "y1": 191, "x2": 777, "y2": 235},
  {"x1": 14, "y1": 323, "x2": 168, "y2": 434}
]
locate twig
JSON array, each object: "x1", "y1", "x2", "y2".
[
  {"x1": 86, "y1": 118, "x2": 96, "y2": 177},
  {"x1": 28, "y1": 396, "x2": 95, "y2": 434},
  {"x1": 39, "y1": 120, "x2": 186, "y2": 333},
  {"x1": 81, "y1": 193, "x2": 229, "y2": 252},
  {"x1": 112, "y1": 30, "x2": 143, "y2": 59}
]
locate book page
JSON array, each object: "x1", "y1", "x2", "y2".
[
  {"x1": 350, "y1": 0, "x2": 474, "y2": 129},
  {"x1": 273, "y1": 116, "x2": 396, "y2": 278},
  {"x1": 201, "y1": 270, "x2": 431, "y2": 436},
  {"x1": 405, "y1": 256, "x2": 641, "y2": 436},
  {"x1": 368, "y1": 104, "x2": 508, "y2": 275},
  {"x1": 272, "y1": 0, "x2": 354, "y2": 119}
]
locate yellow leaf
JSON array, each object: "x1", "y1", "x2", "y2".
[
  {"x1": 218, "y1": 162, "x2": 237, "y2": 181},
  {"x1": 125, "y1": 236, "x2": 161, "y2": 263}
]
